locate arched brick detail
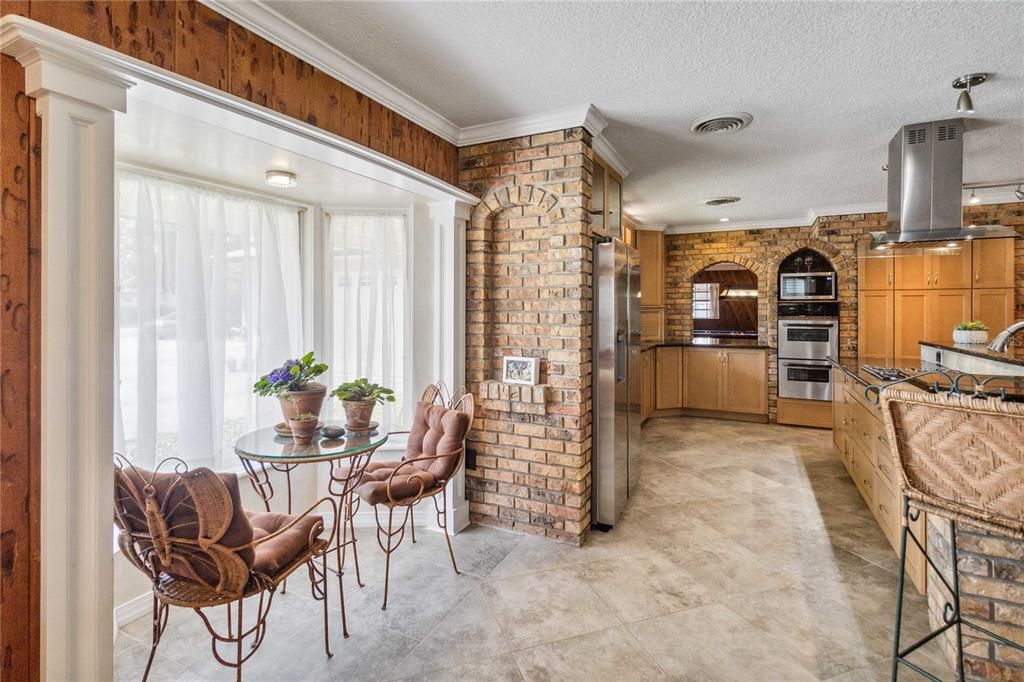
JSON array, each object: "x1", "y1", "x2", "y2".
[{"x1": 672, "y1": 255, "x2": 772, "y2": 345}]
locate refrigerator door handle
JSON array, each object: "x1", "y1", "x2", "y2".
[{"x1": 616, "y1": 328, "x2": 627, "y2": 382}]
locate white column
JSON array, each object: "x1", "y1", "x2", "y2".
[{"x1": 3, "y1": 21, "x2": 131, "y2": 681}]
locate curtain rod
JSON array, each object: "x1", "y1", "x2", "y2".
[{"x1": 116, "y1": 160, "x2": 311, "y2": 212}]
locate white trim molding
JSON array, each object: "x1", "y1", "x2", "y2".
[
  {"x1": 591, "y1": 133, "x2": 631, "y2": 178},
  {"x1": 2, "y1": 18, "x2": 131, "y2": 682}
]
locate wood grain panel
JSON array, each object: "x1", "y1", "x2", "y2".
[
  {"x1": 173, "y1": 0, "x2": 228, "y2": 89},
  {"x1": 390, "y1": 112, "x2": 414, "y2": 166},
  {"x1": 109, "y1": 0, "x2": 174, "y2": 68},
  {"x1": 305, "y1": 67, "x2": 342, "y2": 134},
  {"x1": 0, "y1": 53, "x2": 40, "y2": 682},
  {"x1": 227, "y1": 22, "x2": 272, "y2": 107},
  {"x1": 368, "y1": 98, "x2": 393, "y2": 156},
  {"x1": 1, "y1": 0, "x2": 30, "y2": 17},
  {"x1": 29, "y1": 0, "x2": 111, "y2": 46},
  {"x1": 339, "y1": 81, "x2": 369, "y2": 146},
  {"x1": 270, "y1": 45, "x2": 310, "y2": 120}
]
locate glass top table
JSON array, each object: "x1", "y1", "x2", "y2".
[{"x1": 234, "y1": 422, "x2": 390, "y2": 464}]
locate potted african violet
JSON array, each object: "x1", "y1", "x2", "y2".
[
  {"x1": 288, "y1": 413, "x2": 319, "y2": 444},
  {"x1": 953, "y1": 321, "x2": 989, "y2": 345},
  {"x1": 253, "y1": 352, "x2": 329, "y2": 425},
  {"x1": 330, "y1": 378, "x2": 395, "y2": 430}
]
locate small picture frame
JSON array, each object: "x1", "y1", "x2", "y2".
[{"x1": 502, "y1": 356, "x2": 539, "y2": 385}]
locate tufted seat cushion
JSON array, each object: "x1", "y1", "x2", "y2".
[
  {"x1": 353, "y1": 401, "x2": 470, "y2": 506},
  {"x1": 247, "y1": 511, "x2": 324, "y2": 577}
]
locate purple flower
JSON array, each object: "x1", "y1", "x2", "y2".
[{"x1": 267, "y1": 359, "x2": 298, "y2": 385}]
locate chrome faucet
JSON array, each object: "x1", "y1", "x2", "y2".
[{"x1": 988, "y1": 320, "x2": 1024, "y2": 352}]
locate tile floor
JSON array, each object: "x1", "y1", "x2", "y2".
[{"x1": 116, "y1": 417, "x2": 952, "y2": 681}]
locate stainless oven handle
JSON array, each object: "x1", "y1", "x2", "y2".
[{"x1": 782, "y1": 362, "x2": 832, "y2": 368}]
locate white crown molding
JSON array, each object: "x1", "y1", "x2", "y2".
[
  {"x1": 204, "y1": 0, "x2": 461, "y2": 143},
  {"x1": 635, "y1": 223, "x2": 667, "y2": 232},
  {"x1": 200, "y1": 2, "x2": 633, "y2": 176}
]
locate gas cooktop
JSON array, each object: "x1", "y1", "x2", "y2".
[{"x1": 861, "y1": 366, "x2": 912, "y2": 382}]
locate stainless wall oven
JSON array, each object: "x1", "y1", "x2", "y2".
[
  {"x1": 776, "y1": 302, "x2": 839, "y2": 402},
  {"x1": 779, "y1": 358, "x2": 834, "y2": 401},
  {"x1": 779, "y1": 272, "x2": 837, "y2": 301},
  {"x1": 778, "y1": 319, "x2": 839, "y2": 360}
]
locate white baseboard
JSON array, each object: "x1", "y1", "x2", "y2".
[{"x1": 115, "y1": 592, "x2": 152, "y2": 629}]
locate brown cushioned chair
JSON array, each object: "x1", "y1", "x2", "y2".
[
  {"x1": 114, "y1": 457, "x2": 337, "y2": 681},
  {"x1": 352, "y1": 384, "x2": 474, "y2": 609}
]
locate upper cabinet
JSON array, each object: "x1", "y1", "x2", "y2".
[
  {"x1": 635, "y1": 230, "x2": 665, "y2": 307},
  {"x1": 591, "y1": 155, "x2": 623, "y2": 241},
  {"x1": 859, "y1": 253, "x2": 894, "y2": 290},
  {"x1": 971, "y1": 238, "x2": 1015, "y2": 288},
  {"x1": 894, "y1": 243, "x2": 972, "y2": 289}
]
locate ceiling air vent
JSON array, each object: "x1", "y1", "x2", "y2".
[
  {"x1": 907, "y1": 127, "x2": 927, "y2": 144},
  {"x1": 704, "y1": 196, "x2": 741, "y2": 206},
  {"x1": 689, "y1": 112, "x2": 753, "y2": 135}
]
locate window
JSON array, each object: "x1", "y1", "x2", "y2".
[
  {"x1": 692, "y1": 283, "x2": 720, "y2": 320},
  {"x1": 114, "y1": 171, "x2": 302, "y2": 469},
  {"x1": 324, "y1": 212, "x2": 409, "y2": 427}
]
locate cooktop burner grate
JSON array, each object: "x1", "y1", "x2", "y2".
[{"x1": 862, "y1": 366, "x2": 913, "y2": 382}]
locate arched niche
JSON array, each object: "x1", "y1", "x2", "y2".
[{"x1": 691, "y1": 261, "x2": 759, "y2": 337}]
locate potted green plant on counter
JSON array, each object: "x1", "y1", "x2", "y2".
[
  {"x1": 953, "y1": 321, "x2": 989, "y2": 345},
  {"x1": 253, "y1": 352, "x2": 330, "y2": 426},
  {"x1": 330, "y1": 378, "x2": 395, "y2": 431}
]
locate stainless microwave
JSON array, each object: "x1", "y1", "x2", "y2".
[{"x1": 779, "y1": 272, "x2": 836, "y2": 301}]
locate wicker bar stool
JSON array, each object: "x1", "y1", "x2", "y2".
[{"x1": 880, "y1": 389, "x2": 1024, "y2": 681}]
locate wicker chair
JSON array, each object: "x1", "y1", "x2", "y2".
[
  {"x1": 349, "y1": 384, "x2": 475, "y2": 609},
  {"x1": 880, "y1": 389, "x2": 1024, "y2": 681},
  {"x1": 114, "y1": 456, "x2": 337, "y2": 681}
]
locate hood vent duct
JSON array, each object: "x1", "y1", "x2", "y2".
[{"x1": 869, "y1": 118, "x2": 1017, "y2": 250}]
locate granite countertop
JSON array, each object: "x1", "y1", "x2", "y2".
[
  {"x1": 828, "y1": 355, "x2": 1024, "y2": 401},
  {"x1": 920, "y1": 341, "x2": 1024, "y2": 368},
  {"x1": 643, "y1": 338, "x2": 770, "y2": 351}
]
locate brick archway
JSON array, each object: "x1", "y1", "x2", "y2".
[{"x1": 679, "y1": 256, "x2": 772, "y2": 345}]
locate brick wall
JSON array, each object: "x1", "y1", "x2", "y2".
[
  {"x1": 664, "y1": 202, "x2": 1024, "y2": 422},
  {"x1": 458, "y1": 128, "x2": 594, "y2": 545}
]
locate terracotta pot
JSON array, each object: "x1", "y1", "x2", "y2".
[
  {"x1": 288, "y1": 417, "x2": 318, "y2": 445},
  {"x1": 278, "y1": 383, "x2": 327, "y2": 423},
  {"x1": 342, "y1": 400, "x2": 376, "y2": 430}
]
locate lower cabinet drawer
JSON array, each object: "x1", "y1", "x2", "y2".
[
  {"x1": 873, "y1": 470, "x2": 900, "y2": 546},
  {"x1": 852, "y1": 441, "x2": 874, "y2": 505}
]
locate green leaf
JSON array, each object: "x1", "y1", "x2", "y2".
[{"x1": 301, "y1": 351, "x2": 315, "y2": 365}]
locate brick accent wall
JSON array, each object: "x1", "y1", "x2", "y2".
[
  {"x1": 458, "y1": 128, "x2": 594, "y2": 545},
  {"x1": 664, "y1": 202, "x2": 1024, "y2": 422}
]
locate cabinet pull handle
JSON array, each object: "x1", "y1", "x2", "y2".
[
  {"x1": 888, "y1": 273, "x2": 893, "y2": 285},
  {"x1": 879, "y1": 503, "x2": 888, "y2": 514},
  {"x1": 975, "y1": 270, "x2": 980, "y2": 282},
  {"x1": 879, "y1": 463, "x2": 889, "y2": 475},
  {"x1": 927, "y1": 273, "x2": 932, "y2": 285},
  {"x1": 934, "y1": 272, "x2": 938, "y2": 285}
]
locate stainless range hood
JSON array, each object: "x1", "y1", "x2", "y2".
[{"x1": 870, "y1": 118, "x2": 1017, "y2": 249}]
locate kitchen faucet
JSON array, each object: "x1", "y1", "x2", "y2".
[{"x1": 988, "y1": 320, "x2": 1024, "y2": 352}]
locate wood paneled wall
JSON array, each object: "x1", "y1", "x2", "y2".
[
  {"x1": 1, "y1": 0, "x2": 460, "y2": 184},
  {"x1": 0, "y1": 52, "x2": 42, "y2": 682}
]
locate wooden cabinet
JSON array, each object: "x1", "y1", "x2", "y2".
[
  {"x1": 654, "y1": 346, "x2": 683, "y2": 410},
  {"x1": 639, "y1": 308, "x2": 665, "y2": 343},
  {"x1": 681, "y1": 348, "x2": 719, "y2": 411},
  {"x1": 858, "y1": 290, "x2": 894, "y2": 361},
  {"x1": 682, "y1": 348, "x2": 767, "y2": 415},
  {"x1": 859, "y1": 254, "x2": 894, "y2": 290},
  {"x1": 592, "y1": 154, "x2": 623, "y2": 241},
  {"x1": 640, "y1": 349, "x2": 656, "y2": 420},
  {"x1": 971, "y1": 238, "x2": 1015, "y2": 288},
  {"x1": 894, "y1": 244, "x2": 973, "y2": 290},
  {"x1": 973, "y1": 288, "x2": 1015, "y2": 334},
  {"x1": 635, "y1": 230, "x2": 665, "y2": 307},
  {"x1": 894, "y1": 289, "x2": 971, "y2": 357}
]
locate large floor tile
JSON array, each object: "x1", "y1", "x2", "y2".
[{"x1": 513, "y1": 625, "x2": 666, "y2": 681}]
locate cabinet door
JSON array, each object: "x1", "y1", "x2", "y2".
[
  {"x1": 973, "y1": 288, "x2": 1015, "y2": 334},
  {"x1": 858, "y1": 290, "x2": 894, "y2": 361},
  {"x1": 927, "y1": 289, "x2": 971, "y2": 344},
  {"x1": 832, "y1": 369, "x2": 847, "y2": 452},
  {"x1": 894, "y1": 290, "x2": 929, "y2": 359},
  {"x1": 859, "y1": 254, "x2": 893, "y2": 290},
  {"x1": 639, "y1": 308, "x2": 664, "y2": 343},
  {"x1": 654, "y1": 346, "x2": 683, "y2": 410},
  {"x1": 930, "y1": 243, "x2": 972, "y2": 289},
  {"x1": 721, "y1": 349, "x2": 767, "y2": 415},
  {"x1": 972, "y1": 238, "x2": 1015, "y2": 289},
  {"x1": 635, "y1": 230, "x2": 665, "y2": 307},
  {"x1": 682, "y1": 349, "x2": 721, "y2": 410},
  {"x1": 894, "y1": 253, "x2": 929, "y2": 289}
]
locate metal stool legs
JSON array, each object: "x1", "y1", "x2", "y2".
[{"x1": 891, "y1": 496, "x2": 1024, "y2": 681}]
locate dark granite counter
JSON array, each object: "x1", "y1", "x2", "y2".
[
  {"x1": 828, "y1": 355, "x2": 1024, "y2": 401},
  {"x1": 642, "y1": 339, "x2": 770, "y2": 351},
  {"x1": 920, "y1": 341, "x2": 1024, "y2": 368}
]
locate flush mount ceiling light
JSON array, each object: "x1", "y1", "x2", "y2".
[
  {"x1": 953, "y1": 73, "x2": 987, "y2": 114},
  {"x1": 719, "y1": 217, "x2": 730, "y2": 222},
  {"x1": 689, "y1": 112, "x2": 753, "y2": 135},
  {"x1": 265, "y1": 170, "x2": 298, "y2": 188},
  {"x1": 704, "y1": 196, "x2": 741, "y2": 206}
]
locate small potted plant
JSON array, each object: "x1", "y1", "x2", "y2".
[
  {"x1": 330, "y1": 378, "x2": 395, "y2": 430},
  {"x1": 288, "y1": 413, "x2": 319, "y2": 445},
  {"x1": 253, "y1": 351, "x2": 330, "y2": 424},
  {"x1": 953, "y1": 321, "x2": 989, "y2": 345}
]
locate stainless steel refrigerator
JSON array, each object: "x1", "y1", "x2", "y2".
[{"x1": 592, "y1": 239, "x2": 642, "y2": 528}]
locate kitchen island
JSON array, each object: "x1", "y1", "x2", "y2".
[{"x1": 830, "y1": 353, "x2": 1024, "y2": 679}]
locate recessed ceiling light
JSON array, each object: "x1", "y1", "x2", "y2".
[
  {"x1": 265, "y1": 170, "x2": 298, "y2": 188},
  {"x1": 690, "y1": 113, "x2": 753, "y2": 135},
  {"x1": 719, "y1": 218, "x2": 730, "y2": 222}
]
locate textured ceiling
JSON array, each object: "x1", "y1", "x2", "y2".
[{"x1": 266, "y1": 1, "x2": 1024, "y2": 227}]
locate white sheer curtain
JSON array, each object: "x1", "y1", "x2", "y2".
[
  {"x1": 326, "y1": 212, "x2": 409, "y2": 427},
  {"x1": 114, "y1": 170, "x2": 302, "y2": 469}
]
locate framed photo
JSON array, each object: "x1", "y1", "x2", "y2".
[{"x1": 502, "y1": 356, "x2": 539, "y2": 385}]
